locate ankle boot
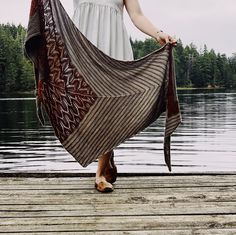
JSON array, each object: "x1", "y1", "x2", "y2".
[{"x1": 104, "y1": 150, "x2": 117, "y2": 184}]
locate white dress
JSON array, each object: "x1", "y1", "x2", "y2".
[{"x1": 72, "y1": 0, "x2": 134, "y2": 61}]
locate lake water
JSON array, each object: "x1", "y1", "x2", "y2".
[{"x1": 0, "y1": 90, "x2": 236, "y2": 174}]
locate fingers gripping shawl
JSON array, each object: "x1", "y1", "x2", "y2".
[{"x1": 25, "y1": 0, "x2": 182, "y2": 171}]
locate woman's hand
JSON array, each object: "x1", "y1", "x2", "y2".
[{"x1": 156, "y1": 31, "x2": 177, "y2": 46}]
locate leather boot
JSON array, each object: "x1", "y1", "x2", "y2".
[{"x1": 104, "y1": 150, "x2": 117, "y2": 184}]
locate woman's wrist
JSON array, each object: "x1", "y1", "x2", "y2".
[
  {"x1": 155, "y1": 30, "x2": 163, "y2": 41},
  {"x1": 156, "y1": 30, "x2": 163, "y2": 39}
]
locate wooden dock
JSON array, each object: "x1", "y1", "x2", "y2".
[{"x1": 0, "y1": 173, "x2": 235, "y2": 234}]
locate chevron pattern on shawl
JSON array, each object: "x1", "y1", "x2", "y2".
[{"x1": 25, "y1": 0, "x2": 182, "y2": 172}]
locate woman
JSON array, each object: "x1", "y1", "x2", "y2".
[{"x1": 72, "y1": 0, "x2": 177, "y2": 192}]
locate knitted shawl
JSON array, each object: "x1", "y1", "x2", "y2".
[{"x1": 25, "y1": 0, "x2": 181, "y2": 171}]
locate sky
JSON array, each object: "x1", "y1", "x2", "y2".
[{"x1": 0, "y1": 0, "x2": 235, "y2": 57}]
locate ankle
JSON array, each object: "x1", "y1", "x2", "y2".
[
  {"x1": 95, "y1": 175, "x2": 106, "y2": 183},
  {"x1": 96, "y1": 170, "x2": 104, "y2": 179}
]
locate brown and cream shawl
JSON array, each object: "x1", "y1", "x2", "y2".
[{"x1": 24, "y1": 0, "x2": 182, "y2": 171}]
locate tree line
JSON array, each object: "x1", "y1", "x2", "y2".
[
  {"x1": 0, "y1": 23, "x2": 235, "y2": 94},
  {"x1": 131, "y1": 38, "x2": 236, "y2": 89},
  {"x1": 0, "y1": 24, "x2": 34, "y2": 93}
]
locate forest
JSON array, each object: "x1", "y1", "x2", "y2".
[{"x1": 0, "y1": 23, "x2": 236, "y2": 93}]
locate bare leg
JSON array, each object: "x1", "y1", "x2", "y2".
[
  {"x1": 95, "y1": 151, "x2": 113, "y2": 192},
  {"x1": 96, "y1": 152, "x2": 111, "y2": 178}
]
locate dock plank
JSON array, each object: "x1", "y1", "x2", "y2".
[
  {"x1": 0, "y1": 215, "x2": 236, "y2": 231},
  {"x1": 0, "y1": 202, "x2": 235, "y2": 217},
  {"x1": 2, "y1": 230, "x2": 236, "y2": 235},
  {"x1": 0, "y1": 191, "x2": 235, "y2": 204}
]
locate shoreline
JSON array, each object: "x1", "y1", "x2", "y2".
[{"x1": 0, "y1": 87, "x2": 232, "y2": 98}]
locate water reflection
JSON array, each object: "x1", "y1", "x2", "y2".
[{"x1": 0, "y1": 90, "x2": 236, "y2": 173}]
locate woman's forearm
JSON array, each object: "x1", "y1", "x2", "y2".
[
  {"x1": 124, "y1": 0, "x2": 177, "y2": 45},
  {"x1": 130, "y1": 13, "x2": 161, "y2": 40}
]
